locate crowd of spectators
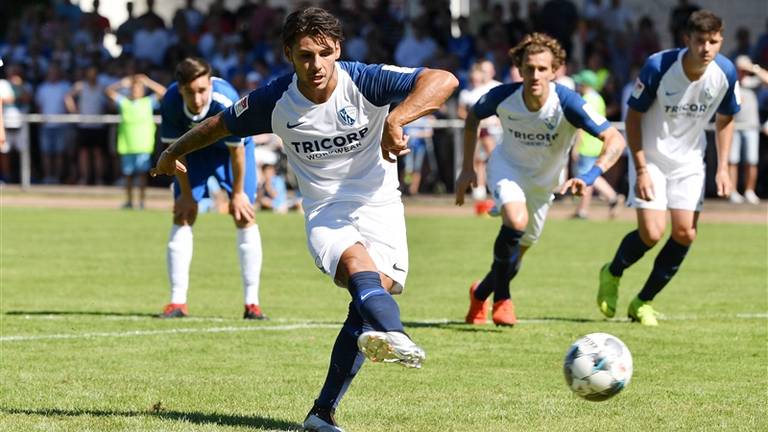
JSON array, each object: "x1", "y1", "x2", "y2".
[{"x1": 0, "y1": 0, "x2": 767, "y2": 200}]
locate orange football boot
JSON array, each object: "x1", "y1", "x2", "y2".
[
  {"x1": 465, "y1": 280, "x2": 490, "y2": 324},
  {"x1": 492, "y1": 299, "x2": 517, "y2": 326}
]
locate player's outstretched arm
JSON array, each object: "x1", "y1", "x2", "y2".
[
  {"x1": 382, "y1": 68, "x2": 458, "y2": 162},
  {"x1": 714, "y1": 113, "x2": 735, "y2": 197},
  {"x1": 455, "y1": 111, "x2": 481, "y2": 206},
  {"x1": 151, "y1": 112, "x2": 230, "y2": 177}
]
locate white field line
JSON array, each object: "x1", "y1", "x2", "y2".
[
  {"x1": 0, "y1": 323, "x2": 339, "y2": 342},
  {"x1": 1, "y1": 313, "x2": 765, "y2": 343}
]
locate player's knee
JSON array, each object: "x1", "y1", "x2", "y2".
[
  {"x1": 501, "y1": 207, "x2": 527, "y2": 231},
  {"x1": 639, "y1": 227, "x2": 663, "y2": 246},
  {"x1": 671, "y1": 227, "x2": 696, "y2": 245}
]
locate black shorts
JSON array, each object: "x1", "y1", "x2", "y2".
[{"x1": 77, "y1": 127, "x2": 108, "y2": 150}]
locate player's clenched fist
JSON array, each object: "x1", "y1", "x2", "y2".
[
  {"x1": 151, "y1": 149, "x2": 187, "y2": 177},
  {"x1": 380, "y1": 117, "x2": 411, "y2": 163}
]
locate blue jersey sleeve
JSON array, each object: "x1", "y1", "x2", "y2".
[
  {"x1": 473, "y1": 83, "x2": 519, "y2": 119},
  {"x1": 714, "y1": 55, "x2": 741, "y2": 116},
  {"x1": 211, "y1": 78, "x2": 247, "y2": 146},
  {"x1": 556, "y1": 85, "x2": 610, "y2": 138},
  {"x1": 221, "y1": 74, "x2": 292, "y2": 138},
  {"x1": 627, "y1": 49, "x2": 679, "y2": 113},
  {"x1": 160, "y1": 86, "x2": 187, "y2": 145},
  {"x1": 341, "y1": 61, "x2": 424, "y2": 107}
]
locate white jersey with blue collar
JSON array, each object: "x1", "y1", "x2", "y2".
[
  {"x1": 628, "y1": 48, "x2": 740, "y2": 171},
  {"x1": 161, "y1": 76, "x2": 246, "y2": 150},
  {"x1": 474, "y1": 81, "x2": 610, "y2": 190},
  {"x1": 222, "y1": 61, "x2": 423, "y2": 213}
]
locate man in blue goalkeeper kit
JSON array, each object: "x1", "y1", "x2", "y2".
[
  {"x1": 151, "y1": 8, "x2": 458, "y2": 431},
  {"x1": 597, "y1": 11, "x2": 740, "y2": 326},
  {"x1": 159, "y1": 57, "x2": 265, "y2": 321},
  {"x1": 456, "y1": 33, "x2": 626, "y2": 326}
]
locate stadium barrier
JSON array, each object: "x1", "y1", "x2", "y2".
[{"x1": 14, "y1": 114, "x2": 752, "y2": 190}]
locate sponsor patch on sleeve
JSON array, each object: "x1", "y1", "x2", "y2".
[
  {"x1": 234, "y1": 96, "x2": 249, "y2": 117},
  {"x1": 382, "y1": 65, "x2": 416, "y2": 74},
  {"x1": 631, "y1": 78, "x2": 645, "y2": 99}
]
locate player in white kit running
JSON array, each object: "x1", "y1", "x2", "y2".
[
  {"x1": 456, "y1": 33, "x2": 626, "y2": 326},
  {"x1": 597, "y1": 10, "x2": 741, "y2": 326},
  {"x1": 150, "y1": 8, "x2": 458, "y2": 431}
]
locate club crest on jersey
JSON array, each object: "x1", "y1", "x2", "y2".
[
  {"x1": 631, "y1": 78, "x2": 644, "y2": 99},
  {"x1": 703, "y1": 87, "x2": 716, "y2": 102},
  {"x1": 337, "y1": 106, "x2": 357, "y2": 126},
  {"x1": 543, "y1": 115, "x2": 558, "y2": 131}
]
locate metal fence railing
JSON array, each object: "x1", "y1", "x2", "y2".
[{"x1": 11, "y1": 114, "x2": 754, "y2": 191}]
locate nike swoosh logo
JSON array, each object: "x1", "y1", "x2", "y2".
[
  {"x1": 665, "y1": 91, "x2": 681, "y2": 97},
  {"x1": 286, "y1": 121, "x2": 305, "y2": 129},
  {"x1": 392, "y1": 263, "x2": 406, "y2": 272},
  {"x1": 360, "y1": 290, "x2": 378, "y2": 301}
]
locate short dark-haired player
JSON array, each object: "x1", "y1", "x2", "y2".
[
  {"x1": 159, "y1": 57, "x2": 265, "y2": 320},
  {"x1": 151, "y1": 8, "x2": 458, "y2": 431},
  {"x1": 597, "y1": 11, "x2": 740, "y2": 326}
]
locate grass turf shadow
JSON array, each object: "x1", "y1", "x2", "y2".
[{"x1": 1, "y1": 407, "x2": 302, "y2": 431}]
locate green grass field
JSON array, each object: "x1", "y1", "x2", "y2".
[{"x1": 1, "y1": 207, "x2": 766, "y2": 431}]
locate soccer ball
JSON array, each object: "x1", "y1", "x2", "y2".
[{"x1": 563, "y1": 332, "x2": 633, "y2": 401}]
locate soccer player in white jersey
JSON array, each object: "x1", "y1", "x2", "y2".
[
  {"x1": 597, "y1": 11, "x2": 740, "y2": 326},
  {"x1": 458, "y1": 61, "x2": 503, "y2": 201},
  {"x1": 158, "y1": 58, "x2": 266, "y2": 320},
  {"x1": 150, "y1": 8, "x2": 457, "y2": 431},
  {"x1": 455, "y1": 33, "x2": 626, "y2": 326}
]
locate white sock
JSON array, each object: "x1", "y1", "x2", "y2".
[
  {"x1": 167, "y1": 224, "x2": 193, "y2": 304},
  {"x1": 237, "y1": 224, "x2": 263, "y2": 305}
]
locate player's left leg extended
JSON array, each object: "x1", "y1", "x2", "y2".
[
  {"x1": 630, "y1": 210, "x2": 698, "y2": 326},
  {"x1": 336, "y1": 244, "x2": 424, "y2": 368}
]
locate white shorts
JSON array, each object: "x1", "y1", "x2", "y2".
[
  {"x1": 729, "y1": 129, "x2": 759, "y2": 165},
  {"x1": 487, "y1": 157, "x2": 554, "y2": 247},
  {"x1": 628, "y1": 161, "x2": 704, "y2": 212},
  {"x1": 306, "y1": 199, "x2": 409, "y2": 294},
  {"x1": 0, "y1": 128, "x2": 27, "y2": 154}
]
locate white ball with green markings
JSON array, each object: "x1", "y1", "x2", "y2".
[{"x1": 563, "y1": 333, "x2": 633, "y2": 401}]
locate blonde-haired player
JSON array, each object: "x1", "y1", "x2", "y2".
[{"x1": 456, "y1": 33, "x2": 626, "y2": 325}]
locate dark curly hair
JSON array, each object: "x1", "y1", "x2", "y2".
[
  {"x1": 282, "y1": 7, "x2": 344, "y2": 48},
  {"x1": 509, "y1": 33, "x2": 566, "y2": 71}
]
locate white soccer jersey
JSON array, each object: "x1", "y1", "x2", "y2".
[
  {"x1": 222, "y1": 62, "x2": 422, "y2": 213},
  {"x1": 474, "y1": 82, "x2": 610, "y2": 190},
  {"x1": 628, "y1": 48, "x2": 740, "y2": 171}
]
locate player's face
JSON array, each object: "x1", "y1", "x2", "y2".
[
  {"x1": 685, "y1": 31, "x2": 723, "y2": 67},
  {"x1": 285, "y1": 34, "x2": 341, "y2": 99},
  {"x1": 179, "y1": 75, "x2": 212, "y2": 115},
  {"x1": 520, "y1": 50, "x2": 555, "y2": 98}
]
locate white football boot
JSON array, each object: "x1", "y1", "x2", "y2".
[{"x1": 356, "y1": 331, "x2": 425, "y2": 368}]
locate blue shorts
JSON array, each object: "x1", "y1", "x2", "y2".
[
  {"x1": 575, "y1": 155, "x2": 599, "y2": 176},
  {"x1": 121, "y1": 153, "x2": 152, "y2": 176},
  {"x1": 404, "y1": 138, "x2": 427, "y2": 174},
  {"x1": 173, "y1": 144, "x2": 257, "y2": 204}
]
